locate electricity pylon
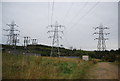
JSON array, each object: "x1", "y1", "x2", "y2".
[
  {"x1": 23, "y1": 36, "x2": 30, "y2": 47},
  {"x1": 3, "y1": 21, "x2": 20, "y2": 47},
  {"x1": 13, "y1": 34, "x2": 19, "y2": 48},
  {"x1": 23, "y1": 36, "x2": 30, "y2": 54},
  {"x1": 47, "y1": 21, "x2": 64, "y2": 57},
  {"x1": 93, "y1": 24, "x2": 110, "y2": 51},
  {"x1": 31, "y1": 39, "x2": 38, "y2": 45}
]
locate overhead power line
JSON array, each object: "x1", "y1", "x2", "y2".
[
  {"x1": 61, "y1": 2, "x2": 74, "y2": 24},
  {"x1": 48, "y1": 0, "x2": 50, "y2": 25},
  {"x1": 51, "y1": 0, "x2": 55, "y2": 25},
  {"x1": 66, "y1": 1, "x2": 100, "y2": 33},
  {"x1": 66, "y1": 2, "x2": 88, "y2": 26}
]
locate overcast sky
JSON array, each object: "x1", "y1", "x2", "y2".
[{"x1": 1, "y1": 1, "x2": 118, "y2": 50}]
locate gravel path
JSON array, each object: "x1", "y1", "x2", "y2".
[{"x1": 87, "y1": 62, "x2": 118, "y2": 79}]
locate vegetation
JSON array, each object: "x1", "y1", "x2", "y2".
[
  {"x1": 2, "y1": 44, "x2": 119, "y2": 79},
  {"x1": 2, "y1": 44, "x2": 120, "y2": 62},
  {"x1": 3, "y1": 52, "x2": 94, "y2": 79}
]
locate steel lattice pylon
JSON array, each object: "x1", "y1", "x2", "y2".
[
  {"x1": 3, "y1": 21, "x2": 20, "y2": 47},
  {"x1": 93, "y1": 24, "x2": 110, "y2": 51},
  {"x1": 47, "y1": 21, "x2": 64, "y2": 57}
]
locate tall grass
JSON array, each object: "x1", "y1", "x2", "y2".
[{"x1": 3, "y1": 53, "x2": 93, "y2": 79}]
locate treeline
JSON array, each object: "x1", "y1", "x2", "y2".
[
  {"x1": 2, "y1": 44, "x2": 120, "y2": 62},
  {"x1": 93, "y1": 49, "x2": 120, "y2": 62},
  {"x1": 2, "y1": 44, "x2": 94, "y2": 57}
]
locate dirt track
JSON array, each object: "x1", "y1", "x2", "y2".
[{"x1": 87, "y1": 62, "x2": 118, "y2": 79}]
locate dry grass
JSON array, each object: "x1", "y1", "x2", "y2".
[{"x1": 3, "y1": 53, "x2": 93, "y2": 79}]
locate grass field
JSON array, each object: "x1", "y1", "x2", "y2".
[{"x1": 3, "y1": 52, "x2": 94, "y2": 79}]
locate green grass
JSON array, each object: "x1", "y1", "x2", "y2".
[{"x1": 3, "y1": 52, "x2": 94, "y2": 79}]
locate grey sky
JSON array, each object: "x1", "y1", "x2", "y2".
[
  {"x1": 118, "y1": 2, "x2": 120, "y2": 48},
  {"x1": 0, "y1": 2, "x2": 2, "y2": 45},
  {"x1": 1, "y1": 2, "x2": 118, "y2": 50}
]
